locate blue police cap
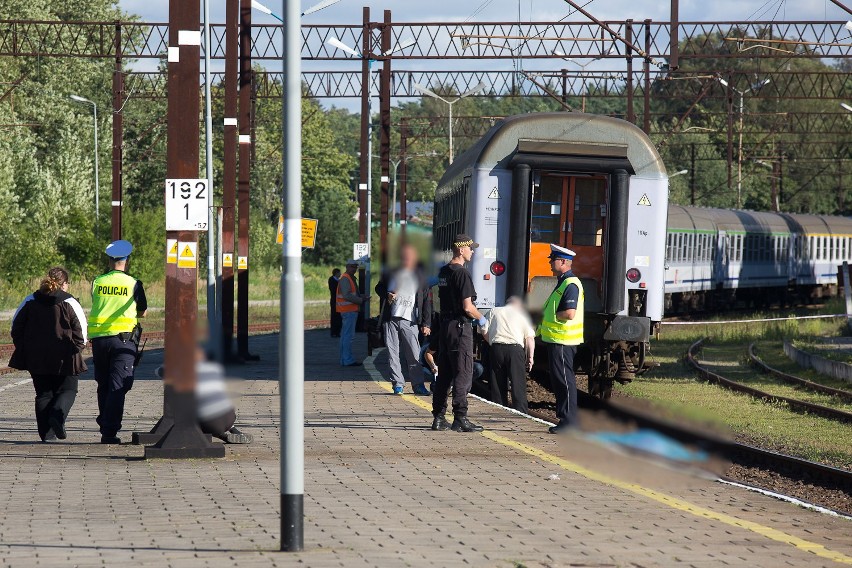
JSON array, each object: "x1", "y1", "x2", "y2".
[{"x1": 105, "y1": 240, "x2": 134, "y2": 260}]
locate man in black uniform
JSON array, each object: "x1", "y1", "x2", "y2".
[
  {"x1": 431, "y1": 233, "x2": 487, "y2": 433},
  {"x1": 328, "y1": 268, "x2": 342, "y2": 337}
]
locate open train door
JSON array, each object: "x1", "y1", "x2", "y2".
[{"x1": 528, "y1": 173, "x2": 607, "y2": 305}]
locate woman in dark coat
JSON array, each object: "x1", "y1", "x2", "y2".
[{"x1": 10, "y1": 267, "x2": 88, "y2": 442}]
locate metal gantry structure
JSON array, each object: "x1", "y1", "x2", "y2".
[{"x1": 1, "y1": 12, "x2": 850, "y2": 342}]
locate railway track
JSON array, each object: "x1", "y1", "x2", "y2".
[
  {"x1": 524, "y1": 382, "x2": 852, "y2": 505},
  {"x1": 0, "y1": 320, "x2": 329, "y2": 376},
  {"x1": 748, "y1": 343, "x2": 852, "y2": 403},
  {"x1": 687, "y1": 338, "x2": 852, "y2": 423}
]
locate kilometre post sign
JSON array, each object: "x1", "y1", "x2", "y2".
[{"x1": 165, "y1": 179, "x2": 209, "y2": 231}]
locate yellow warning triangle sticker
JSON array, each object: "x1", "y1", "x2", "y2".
[
  {"x1": 169, "y1": 241, "x2": 178, "y2": 254},
  {"x1": 637, "y1": 194, "x2": 652, "y2": 206},
  {"x1": 180, "y1": 245, "x2": 194, "y2": 258}
]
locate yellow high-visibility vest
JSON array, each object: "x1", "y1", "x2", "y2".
[
  {"x1": 88, "y1": 271, "x2": 139, "y2": 338},
  {"x1": 538, "y1": 275, "x2": 584, "y2": 345}
]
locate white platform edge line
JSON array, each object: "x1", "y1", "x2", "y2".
[{"x1": 717, "y1": 478, "x2": 852, "y2": 520}]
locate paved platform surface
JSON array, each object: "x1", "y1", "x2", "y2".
[{"x1": 0, "y1": 330, "x2": 850, "y2": 567}]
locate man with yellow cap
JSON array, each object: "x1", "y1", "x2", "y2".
[
  {"x1": 538, "y1": 244, "x2": 584, "y2": 434},
  {"x1": 88, "y1": 240, "x2": 147, "y2": 444}
]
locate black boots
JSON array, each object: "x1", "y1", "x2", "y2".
[{"x1": 451, "y1": 416, "x2": 483, "y2": 433}]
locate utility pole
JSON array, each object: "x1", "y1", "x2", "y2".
[
  {"x1": 280, "y1": 0, "x2": 304, "y2": 551},
  {"x1": 237, "y1": 0, "x2": 258, "y2": 360},
  {"x1": 380, "y1": 10, "x2": 391, "y2": 267},
  {"x1": 111, "y1": 21, "x2": 123, "y2": 240},
  {"x1": 690, "y1": 142, "x2": 696, "y2": 205},
  {"x1": 222, "y1": 0, "x2": 238, "y2": 360},
  {"x1": 145, "y1": 0, "x2": 223, "y2": 459}
]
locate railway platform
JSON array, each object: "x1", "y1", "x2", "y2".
[{"x1": 0, "y1": 330, "x2": 850, "y2": 567}]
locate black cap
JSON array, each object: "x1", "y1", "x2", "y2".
[{"x1": 453, "y1": 233, "x2": 479, "y2": 249}]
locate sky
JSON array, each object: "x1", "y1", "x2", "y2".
[
  {"x1": 117, "y1": 0, "x2": 851, "y2": 26},
  {"x1": 115, "y1": 0, "x2": 852, "y2": 111}
]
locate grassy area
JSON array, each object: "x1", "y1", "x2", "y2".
[
  {"x1": 697, "y1": 342, "x2": 852, "y2": 411},
  {"x1": 752, "y1": 340, "x2": 852, "y2": 394},
  {"x1": 622, "y1": 303, "x2": 852, "y2": 469}
]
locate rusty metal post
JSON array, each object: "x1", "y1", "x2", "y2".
[
  {"x1": 357, "y1": 7, "x2": 372, "y2": 327},
  {"x1": 145, "y1": 0, "x2": 224, "y2": 459},
  {"x1": 690, "y1": 142, "x2": 696, "y2": 205},
  {"x1": 400, "y1": 119, "x2": 408, "y2": 236},
  {"x1": 380, "y1": 10, "x2": 391, "y2": 267},
  {"x1": 669, "y1": 0, "x2": 679, "y2": 71},
  {"x1": 222, "y1": 0, "x2": 238, "y2": 360},
  {"x1": 358, "y1": 7, "x2": 370, "y2": 245},
  {"x1": 625, "y1": 20, "x2": 634, "y2": 124},
  {"x1": 237, "y1": 0, "x2": 258, "y2": 360},
  {"x1": 111, "y1": 22, "x2": 123, "y2": 240},
  {"x1": 726, "y1": 75, "x2": 734, "y2": 195},
  {"x1": 643, "y1": 19, "x2": 651, "y2": 134},
  {"x1": 561, "y1": 68, "x2": 568, "y2": 107}
]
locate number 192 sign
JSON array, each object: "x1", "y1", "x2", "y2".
[{"x1": 165, "y1": 179, "x2": 209, "y2": 231}]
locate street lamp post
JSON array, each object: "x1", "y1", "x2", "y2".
[
  {"x1": 718, "y1": 77, "x2": 770, "y2": 208},
  {"x1": 69, "y1": 94, "x2": 99, "y2": 229},
  {"x1": 412, "y1": 82, "x2": 486, "y2": 164}
]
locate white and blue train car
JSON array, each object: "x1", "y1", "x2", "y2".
[
  {"x1": 665, "y1": 205, "x2": 852, "y2": 311},
  {"x1": 433, "y1": 113, "x2": 670, "y2": 396}
]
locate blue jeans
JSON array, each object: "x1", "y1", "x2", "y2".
[{"x1": 339, "y1": 311, "x2": 358, "y2": 365}]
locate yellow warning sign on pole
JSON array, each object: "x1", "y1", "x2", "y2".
[
  {"x1": 167, "y1": 239, "x2": 178, "y2": 264},
  {"x1": 301, "y1": 218, "x2": 318, "y2": 248},
  {"x1": 277, "y1": 216, "x2": 318, "y2": 248},
  {"x1": 223, "y1": 253, "x2": 233, "y2": 268},
  {"x1": 237, "y1": 256, "x2": 248, "y2": 270},
  {"x1": 637, "y1": 194, "x2": 652, "y2": 206},
  {"x1": 177, "y1": 241, "x2": 198, "y2": 269}
]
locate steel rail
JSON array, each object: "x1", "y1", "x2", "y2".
[
  {"x1": 748, "y1": 343, "x2": 852, "y2": 402},
  {"x1": 687, "y1": 338, "x2": 852, "y2": 423}
]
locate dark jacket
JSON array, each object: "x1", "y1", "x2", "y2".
[
  {"x1": 375, "y1": 267, "x2": 434, "y2": 328},
  {"x1": 9, "y1": 290, "x2": 88, "y2": 376}
]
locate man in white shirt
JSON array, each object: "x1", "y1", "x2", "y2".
[{"x1": 481, "y1": 296, "x2": 534, "y2": 414}]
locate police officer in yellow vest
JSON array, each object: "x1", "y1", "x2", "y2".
[
  {"x1": 538, "y1": 244, "x2": 584, "y2": 434},
  {"x1": 88, "y1": 240, "x2": 147, "y2": 444}
]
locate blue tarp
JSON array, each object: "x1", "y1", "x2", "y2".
[{"x1": 587, "y1": 429, "x2": 709, "y2": 463}]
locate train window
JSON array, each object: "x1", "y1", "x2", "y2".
[
  {"x1": 737, "y1": 235, "x2": 743, "y2": 262},
  {"x1": 695, "y1": 234, "x2": 702, "y2": 263},
  {"x1": 530, "y1": 176, "x2": 564, "y2": 244},
  {"x1": 572, "y1": 178, "x2": 606, "y2": 247},
  {"x1": 666, "y1": 233, "x2": 672, "y2": 262}
]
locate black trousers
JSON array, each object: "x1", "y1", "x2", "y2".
[
  {"x1": 329, "y1": 300, "x2": 342, "y2": 336},
  {"x1": 92, "y1": 335, "x2": 137, "y2": 437},
  {"x1": 488, "y1": 343, "x2": 528, "y2": 414},
  {"x1": 31, "y1": 374, "x2": 78, "y2": 440},
  {"x1": 433, "y1": 319, "x2": 473, "y2": 419},
  {"x1": 546, "y1": 343, "x2": 579, "y2": 427}
]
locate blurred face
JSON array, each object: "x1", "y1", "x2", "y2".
[
  {"x1": 346, "y1": 263, "x2": 358, "y2": 274},
  {"x1": 400, "y1": 245, "x2": 418, "y2": 269},
  {"x1": 458, "y1": 245, "x2": 474, "y2": 262}
]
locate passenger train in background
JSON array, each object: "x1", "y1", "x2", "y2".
[
  {"x1": 432, "y1": 112, "x2": 852, "y2": 398},
  {"x1": 666, "y1": 205, "x2": 852, "y2": 311},
  {"x1": 433, "y1": 113, "x2": 669, "y2": 397}
]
